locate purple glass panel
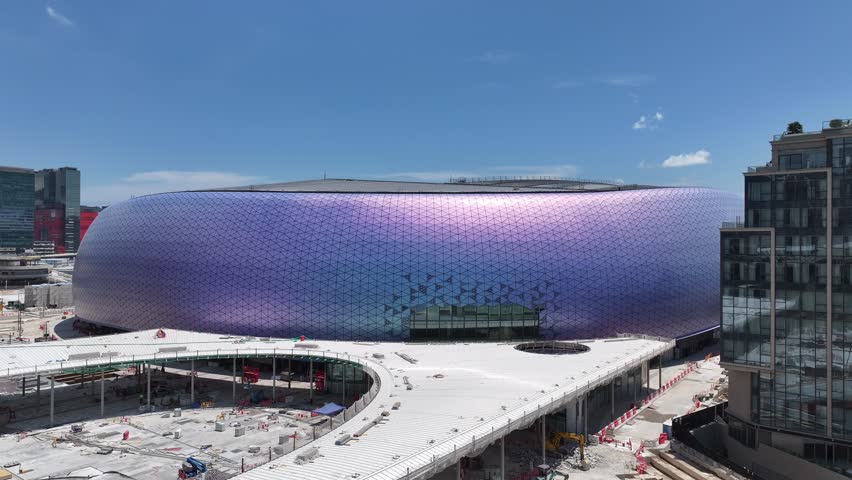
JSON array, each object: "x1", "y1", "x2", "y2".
[{"x1": 73, "y1": 188, "x2": 741, "y2": 340}]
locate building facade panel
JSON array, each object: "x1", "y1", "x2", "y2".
[{"x1": 74, "y1": 188, "x2": 740, "y2": 341}]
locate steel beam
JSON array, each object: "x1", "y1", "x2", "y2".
[
  {"x1": 190, "y1": 359, "x2": 195, "y2": 404},
  {"x1": 100, "y1": 369, "x2": 105, "y2": 417},
  {"x1": 49, "y1": 375, "x2": 55, "y2": 427},
  {"x1": 147, "y1": 363, "x2": 151, "y2": 409}
]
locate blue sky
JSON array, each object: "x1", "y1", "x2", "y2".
[{"x1": 2, "y1": 1, "x2": 852, "y2": 205}]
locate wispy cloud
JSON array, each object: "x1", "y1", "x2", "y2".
[
  {"x1": 85, "y1": 170, "x2": 266, "y2": 204},
  {"x1": 553, "y1": 80, "x2": 582, "y2": 89},
  {"x1": 602, "y1": 74, "x2": 654, "y2": 87},
  {"x1": 46, "y1": 6, "x2": 73, "y2": 26},
  {"x1": 661, "y1": 149, "x2": 711, "y2": 168},
  {"x1": 632, "y1": 111, "x2": 664, "y2": 130},
  {"x1": 375, "y1": 164, "x2": 580, "y2": 182},
  {"x1": 638, "y1": 149, "x2": 711, "y2": 169},
  {"x1": 476, "y1": 51, "x2": 516, "y2": 65}
]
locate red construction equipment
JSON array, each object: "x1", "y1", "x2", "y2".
[
  {"x1": 313, "y1": 369, "x2": 325, "y2": 391},
  {"x1": 242, "y1": 366, "x2": 259, "y2": 384}
]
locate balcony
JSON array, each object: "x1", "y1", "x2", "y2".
[{"x1": 721, "y1": 220, "x2": 745, "y2": 229}]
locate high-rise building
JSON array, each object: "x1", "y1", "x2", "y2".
[
  {"x1": 34, "y1": 167, "x2": 81, "y2": 253},
  {"x1": 721, "y1": 119, "x2": 852, "y2": 478},
  {"x1": 0, "y1": 166, "x2": 35, "y2": 252}
]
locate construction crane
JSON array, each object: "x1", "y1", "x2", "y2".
[{"x1": 545, "y1": 432, "x2": 589, "y2": 470}]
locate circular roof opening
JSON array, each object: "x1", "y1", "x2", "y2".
[{"x1": 514, "y1": 341, "x2": 590, "y2": 355}]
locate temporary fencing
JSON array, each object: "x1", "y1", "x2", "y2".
[{"x1": 596, "y1": 361, "x2": 699, "y2": 443}]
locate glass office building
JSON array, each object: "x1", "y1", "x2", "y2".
[
  {"x1": 0, "y1": 166, "x2": 35, "y2": 251},
  {"x1": 721, "y1": 119, "x2": 852, "y2": 476},
  {"x1": 35, "y1": 167, "x2": 81, "y2": 253}
]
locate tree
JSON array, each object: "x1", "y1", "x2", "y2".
[{"x1": 786, "y1": 121, "x2": 803, "y2": 135}]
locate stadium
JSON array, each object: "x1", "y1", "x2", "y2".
[{"x1": 72, "y1": 179, "x2": 741, "y2": 344}]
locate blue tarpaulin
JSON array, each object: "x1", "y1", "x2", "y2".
[{"x1": 313, "y1": 402, "x2": 345, "y2": 416}]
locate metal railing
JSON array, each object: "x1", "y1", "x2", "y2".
[{"x1": 824, "y1": 119, "x2": 852, "y2": 129}]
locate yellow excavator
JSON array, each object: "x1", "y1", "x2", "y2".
[{"x1": 545, "y1": 432, "x2": 589, "y2": 470}]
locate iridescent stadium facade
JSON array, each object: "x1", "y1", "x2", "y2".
[{"x1": 73, "y1": 179, "x2": 741, "y2": 342}]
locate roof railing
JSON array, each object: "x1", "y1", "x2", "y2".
[{"x1": 824, "y1": 118, "x2": 852, "y2": 129}]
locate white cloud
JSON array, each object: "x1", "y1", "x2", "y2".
[
  {"x1": 376, "y1": 164, "x2": 580, "y2": 182},
  {"x1": 476, "y1": 51, "x2": 516, "y2": 65},
  {"x1": 602, "y1": 74, "x2": 653, "y2": 87},
  {"x1": 661, "y1": 149, "x2": 711, "y2": 168},
  {"x1": 633, "y1": 111, "x2": 664, "y2": 130},
  {"x1": 553, "y1": 80, "x2": 582, "y2": 89},
  {"x1": 46, "y1": 6, "x2": 73, "y2": 26},
  {"x1": 84, "y1": 170, "x2": 266, "y2": 205}
]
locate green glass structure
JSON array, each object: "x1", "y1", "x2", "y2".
[{"x1": 0, "y1": 166, "x2": 35, "y2": 251}]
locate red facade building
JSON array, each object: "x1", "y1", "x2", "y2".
[
  {"x1": 80, "y1": 207, "x2": 101, "y2": 241},
  {"x1": 33, "y1": 208, "x2": 65, "y2": 253}
]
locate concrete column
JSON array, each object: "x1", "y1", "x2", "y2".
[
  {"x1": 288, "y1": 357, "x2": 292, "y2": 389},
  {"x1": 36, "y1": 374, "x2": 41, "y2": 409},
  {"x1": 583, "y1": 392, "x2": 588, "y2": 440},
  {"x1": 456, "y1": 458, "x2": 461, "y2": 480},
  {"x1": 100, "y1": 369, "x2": 105, "y2": 417},
  {"x1": 232, "y1": 358, "x2": 237, "y2": 405},
  {"x1": 309, "y1": 358, "x2": 314, "y2": 402},
  {"x1": 500, "y1": 436, "x2": 505, "y2": 479},
  {"x1": 50, "y1": 374, "x2": 55, "y2": 427},
  {"x1": 610, "y1": 380, "x2": 615, "y2": 420},
  {"x1": 190, "y1": 359, "x2": 195, "y2": 405},
  {"x1": 146, "y1": 363, "x2": 151, "y2": 409},
  {"x1": 342, "y1": 364, "x2": 347, "y2": 405},
  {"x1": 272, "y1": 355, "x2": 277, "y2": 403},
  {"x1": 541, "y1": 417, "x2": 547, "y2": 465},
  {"x1": 567, "y1": 405, "x2": 572, "y2": 433},
  {"x1": 658, "y1": 356, "x2": 662, "y2": 390},
  {"x1": 21, "y1": 376, "x2": 26, "y2": 397}
]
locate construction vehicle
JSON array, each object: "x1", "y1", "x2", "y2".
[
  {"x1": 545, "y1": 432, "x2": 589, "y2": 471},
  {"x1": 178, "y1": 457, "x2": 206, "y2": 478}
]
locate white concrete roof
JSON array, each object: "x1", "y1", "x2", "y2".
[{"x1": 0, "y1": 330, "x2": 672, "y2": 480}]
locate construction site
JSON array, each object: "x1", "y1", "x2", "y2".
[{"x1": 0, "y1": 318, "x2": 746, "y2": 480}]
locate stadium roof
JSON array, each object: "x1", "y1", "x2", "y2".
[
  {"x1": 206, "y1": 177, "x2": 660, "y2": 194},
  {"x1": 0, "y1": 329, "x2": 672, "y2": 480}
]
